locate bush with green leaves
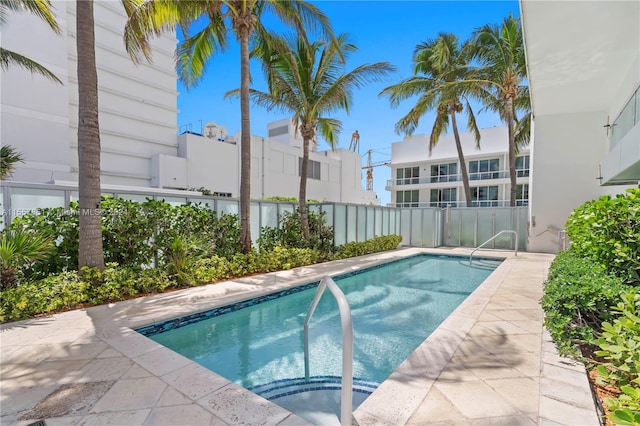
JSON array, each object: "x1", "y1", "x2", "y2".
[
  {"x1": 594, "y1": 290, "x2": 640, "y2": 424},
  {"x1": 332, "y1": 235, "x2": 402, "y2": 259},
  {"x1": 565, "y1": 187, "x2": 640, "y2": 284},
  {"x1": 541, "y1": 249, "x2": 630, "y2": 356},
  {"x1": 8, "y1": 197, "x2": 242, "y2": 277},
  {"x1": 258, "y1": 209, "x2": 334, "y2": 254}
]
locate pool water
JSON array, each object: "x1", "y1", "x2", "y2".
[{"x1": 138, "y1": 254, "x2": 500, "y2": 402}]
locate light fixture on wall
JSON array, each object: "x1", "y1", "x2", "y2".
[
  {"x1": 603, "y1": 116, "x2": 616, "y2": 136},
  {"x1": 596, "y1": 164, "x2": 603, "y2": 183}
]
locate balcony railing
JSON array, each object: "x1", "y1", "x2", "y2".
[
  {"x1": 388, "y1": 170, "x2": 529, "y2": 187},
  {"x1": 392, "y1": 199, "x2": 529, "y2": 208}
]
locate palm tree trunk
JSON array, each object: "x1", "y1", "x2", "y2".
[
  {"x1": 299, "y1": 137, "x2": 310, "y2": 240},
  {"x1": 506, "y1": 99, "x2": 516, "y2": 207},
  {"x1": 239, "y1": 25, "x2": 252, "y2": 253},
  {"x1": 77, "y1": 0, "x2": 104, "y2": 270},
  {"x1": 451, "y1": 111, "x2": 472, "y2": 207}
]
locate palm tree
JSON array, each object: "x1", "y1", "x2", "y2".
[
  {"x1": 125, "y1": 1, "x2": 336, "y2": 253},
  {"x1": 235, "y1": 33, "x2": 394, "y2": 238},
  {"x1": 471, "y1": 15, "x2": 529, "y2": 207},
  {"x1": 380, "y1": 33, "x2": 483, "y2": 207},
  {"x1": 0, "y1": 0, "x2": 62, "y2": 83},
  {"x1": 0, "y1": 145, "x2": 23, "y2": 180},
  {"x1": 75, "y1": 0, "x2": 105, "y2": 270},
  {"x1": 73, "y1": 0, "x2": 161, "y2": 270}
]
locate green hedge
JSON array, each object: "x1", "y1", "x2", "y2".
[
  {"x1": 0, "y1": 235, "x2": 402, "y2": 323},
  {"x1": 541, "y1": 249, "x2": 630, "y2": 356},
  {"x1": 565, "y1": 187, "x2": 640, "y2": 284}
]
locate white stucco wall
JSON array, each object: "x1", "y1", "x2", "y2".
[
  {"x1": 178, "y1": 132, "x2": 376, "y2": 204},
  {"x1": 1, "y1": 1, "x2": 178, "y2": 187},
  {"x1": 527, "y1": 112, "x2": 605, "y2": 253}
]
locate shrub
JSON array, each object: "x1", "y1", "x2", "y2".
[
  {"x1": 565, "y1": 188, "x2": 640, "y2": 284},
  {"x1": 0, "y1": 226, "x2": 54, "y2": 289},
  {"x1": 595, "y1": 290, "x2": 640, "y2": 424},
  {"x1": 332, "y1": 235, "x2": 402, "y2": 260},
  {"x1": 258, "y1": 209, "x2": 334, "y2": 254},
  {"x1": 541, "y1": 249, "x2": 631, "y2": 356},
  {"x1": 0, "y1": 271, "x2": 89, "y2": 322}
]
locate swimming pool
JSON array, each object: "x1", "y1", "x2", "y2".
[{"x1": 137, "y1": 254, "x2": 500, "y2": 409}]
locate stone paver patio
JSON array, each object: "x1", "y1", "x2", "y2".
[{"x1": 1, "y1": 248, "x2": 599, "y2": 425}]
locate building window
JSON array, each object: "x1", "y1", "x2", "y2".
[
  {"x1": 515, "y1": 155, "x2": 530, "y2": 177},
  {"x1": 396, "y1": 190, "x2": 419, "y2": 207},
  {"x1": 472, "y1": 185, "x2": 499, "y2": 207},
  {"x1": 469, "y1": 158, "x2": 499, "y2": 180},
  {"x1": 516, "y1": 184, "x2": 529, "y2": 206},
  {"x1": 299, "y1": 158, "x2": 321, "y2": 180},
  {"x1": 396, "y1": 167, "x2": 419, "y2": 185},
  {"x1": 430, "y1": 188, "x2": 457, "y2": 208},
  {"x1": 430, "y1": 162, "x2": 458, "y2": 183}
]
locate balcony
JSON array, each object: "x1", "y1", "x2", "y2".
[
  {"x1": 387, "y1": 169, "x2": 529, "y2": 188},
  {"x1": 390, "y1": 199, "x2": 529, "y2": 208}
]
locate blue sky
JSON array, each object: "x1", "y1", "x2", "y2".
[{"x1": 176, "y1": 1, "x2": 520, "y2": 205}]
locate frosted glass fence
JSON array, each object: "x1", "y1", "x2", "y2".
[
  {"x1": 1, "y1": 182, "x2": 527, "y2": 250},
  {"x1": 443, "y1": 207, "x2": 527, "y2": 250}
]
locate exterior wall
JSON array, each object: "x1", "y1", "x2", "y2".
[
  {"x1": 1, "y1": 1, "x2": 178, "y2": 187},
  {"x1": 522, "y1": 0, "x2": 639, "y2": 253},
  {"x1": 527, "y1": 112, "x2": 604, "y2": 252},
  {"x1": 388, "y1": 127, "x2": 530, "y2": 207},
  {"x1": 178, "y1": 131, "x2": 377, "y2": 204}
]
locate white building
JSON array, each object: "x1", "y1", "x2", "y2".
[
  {"x1": 387, "y1": 126, "x2": 530, "y2": 208},
  {"x1": 177, "y1": 118, "x2": 377, "y2": 204},
  {"x1": 1, "y1": 1, "x2": 178, "y2": 187},
  {"x1": 1, "y1": 3, "x2": 375, "y2": 205},
  {"x1": 521, "y1": 0, "x2": 639, "y2": 253}
]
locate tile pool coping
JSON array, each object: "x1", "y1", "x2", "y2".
[{"x1": 0, "y1": 247, "x2": 599, "y2": 425}]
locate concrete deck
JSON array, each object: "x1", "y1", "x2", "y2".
[{"x1": 1, "y1": 248, "x2": 600, "y2": 425}]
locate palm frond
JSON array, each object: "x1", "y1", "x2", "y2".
[
  {"x1": 0, "y1": 145, "x2": 24, "y2": 180},
  {"x1": 0, "y1": 47, "x2": 61, "y2": 83}
]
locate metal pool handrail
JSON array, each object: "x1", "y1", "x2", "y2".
[
  {"x1": 304, "y1": 276, "x2": 353, "y2": 426},
  {"x1": 470, "y1": 230, "x2": 518, "y2": 264}
]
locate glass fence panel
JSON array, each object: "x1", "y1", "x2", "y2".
[
  {"x1": 611, "y1": 88, "x2": 638, "y2": 149},
  {"x1": 374, "y1": 208, "x2": 383, "y2": 236},
  {"x1": 493, "y1": 208, "x2": 515, "y2": 249},
  {"x1": 346, "y1": 205, "x2": 357, "y2": 243},
  {"x1": 434, "y1": 209, "x2": 443, "y2": 246},
  {"x1": 334, "y1": 204, "x2": 347, "y2": 246},
  {"x1": 411, "y1": 209, "x2": 423, "y2": 246},
  {"x1": 459, "y1": 209, "x2": 477, "y2": 247},
  {"x1": 400, "y1": 209, "x2": 411, "y2": 246},
  {"x1": 188, "y1": 198, "x2": 214, "y2": 210},
  {"x1": 320, "y1": 204, "x2": 334, "y2": 227},
  {"x1": 366, "y1": 207, "x2": 375, "y2": 239},
  {"x1": 278, "y1": 204, "x2": 294, "y2": 221},
  {"x1": 261, "y1": 203, "x2": 278, "y2": 230},
  {"x1": 10, "y1": 188, "x2": 66, "y2": 215},
  {"x1": 476, "y1": 209, "x2": 494, "y2": 248},
  {"x1": 250, "y1": 203, "x2": 260, "y2": 243},
  {"x1": 518, "y1": 207, "x2": 528, "y2": 249},
  {"x1": 217, "y1": 200, "x2": 239, "y2": 216},
  {"x1": 422, "y1": 209, "x2": 435, "y2": 247},
  {"x1": 161, "y1": 197, "x2": 188, "y2": 206},
  {"x1": 356, "y1": 206, "x2": 366, "y2": 242},
  {"x1": 448, "y1": 209, "x2": 461, "y2": 246},
  {"x1": 382, "y1": 209, "x2": 389, "y2": 235}
]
